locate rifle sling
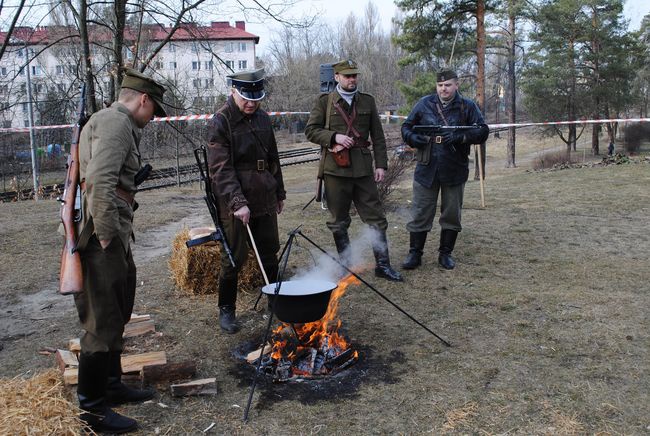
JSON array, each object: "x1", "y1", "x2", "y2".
[{"x1": 80, "y1": 180, "x2": 135, "y2": 206}]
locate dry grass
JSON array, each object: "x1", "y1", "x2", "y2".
[
  {"x1": 442, "y1": 401, "x2": 479, "y2": 431},
  {"x1": 0, "y1": 369, "x2": 90, "y2": 435}
]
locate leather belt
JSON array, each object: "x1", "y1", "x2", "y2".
[
  {"x1": 236, "y1": 160, "x2": 269, "y2": 171},
  {"x1": 80, "y1": 180, "x2": 135, "y2": 206}
]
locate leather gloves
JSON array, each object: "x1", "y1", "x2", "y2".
[
  {"x1": 440, "y1": 130, "x2": 465, "y2": 147},
  {"x1": 408, "y1": 133, "x2": 430, "y2": 149}
]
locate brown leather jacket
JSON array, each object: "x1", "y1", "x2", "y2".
[{"x1": 207, "y1": 97, "x2": 286, "y2": 218}]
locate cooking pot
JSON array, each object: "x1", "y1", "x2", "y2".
[{"x1": 262, "y1": 279, "x2": 337, "y2": 323}]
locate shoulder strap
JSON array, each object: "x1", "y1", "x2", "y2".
[{"x1": 325, "y1": 92, "x2": 335, "y2": 130}]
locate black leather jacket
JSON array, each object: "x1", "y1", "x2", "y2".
[{"x1": 402, "y1": 92, "x2": 489, "y2": 186}]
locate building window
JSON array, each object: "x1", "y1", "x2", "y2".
[
  {"x1": 24, "y1": 119, "x2": 30, "y2": 127},
  {"x1": 18, "y1": 67, "x2": 25, "y2": 76},
  {"x1": 191, "y1": 44, "x2": 199, "y2": 53},
  {"x1": 168, "y1": 43, "x2": 176, "y2": 53},
  {"x1": 0, "y1": 85, "x2": 7, "y2": 94},
  {"x1": 154, "y1": 61, "x2": 163, "y2": 70},
  {"x1": 35, "y1": 83, "x2": 43, "y2": 93},
  {"x1": 68, "y1": 65, "x2": 76, "y2": 74},
  {"x1": 57, "y1": 83, "x2": 65, "y2": 92},
  {"x1": 192, "y1": 78, "x2": 201, "y2": 88},
  {"x1": 22, "y1": 102, "x2": 28, "y2": 113},
  {"x1": 238, "y1": 42, "x2": 247, "y2": 52},
  {"x1": 169, "y1": 61, "x2": 177, "y2": 69},
  {"x1": 238, "y1": 60, "x2": 247, "y2": 70},
  {"x1": 18, "y1": 49, "x2": 23, "y2": 57},
  {"x1": 204, "y1": 61, "x2": 213, "y2": 70},
  {"x1": 204, "y1": 78, "x2": 214, "y2": 88},
  {"x1": 225, "y1": 42, "x2": 233, "y2": 53},
  {"x1": 31, "y1": 65, "x2": 42, "y2": 76},
  {"x1": 0, "y1": 67, "x2": 6, "y2": 76},
  {"x1": 56, "y1": 65, "x2": 64, "y2": 75},
  {"x1": 2, "y1": 120, "x2": 11, "y2": 128},
  {"x1": 225, "y1": 60, "x2": 234, "y2": 70},
  {"x1": 20, "y1": 83, "x2": 26, "y2": 93},
  {"x1": 192, "y1": 61, "x2": 201, "y2": 70}
]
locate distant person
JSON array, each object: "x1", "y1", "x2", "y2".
[
  {"x1": 305, "y1": 59, "x2": 402, "y2": 282},
  {"x1": 207, "y1": 69, "x2": 286, "y2": 333},
  {"x1": 401, "y1": 69, "x2": 489, "y2": 270},
  {"x1": 608, "y1": 141, "x2": 614, "y2": 156},
  {"x1": 75, "y1": 69, "x2": 167, "y2": 433}
]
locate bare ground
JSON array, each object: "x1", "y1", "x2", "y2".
[{"x1": 1, "y1": 132, "x2": 649, "y2": 434}]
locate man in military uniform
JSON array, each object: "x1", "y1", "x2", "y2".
[
  {"x1": 74, "y1": 69, "x2": 167, "y2": 433},
  {"x1": 207, "y1": 69, "x2": 286, "y2": 333},
  {"x1": 305, "y1": 60, "x2": 402, "y2": 282},
  {"x1": 401, "y1": 69, "x2": 489, "y2": 270}
]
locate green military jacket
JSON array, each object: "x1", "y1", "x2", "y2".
[
  {"x1": 78, "y1": 102, "x2": 142, "y2": 253},
  {"x1": 305, "y1": 90, "x2": 388, "y2": 178}
]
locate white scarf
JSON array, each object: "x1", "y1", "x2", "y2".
[{"x1": 337, "y1": 84, "x2": 357, "y2": 106}]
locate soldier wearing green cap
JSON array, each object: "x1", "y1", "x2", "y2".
[
  {"x1": 305, "y1": 59, "x2": 402, "y2": 282},
  {"x1": 73, "y1": 68, "x2": 167, "y2": 433},
  {"x1": 401, "y1": 69, "x2": 489, "y2": 271},
  {"x1": 207, "y1": 69, "x2": 286, "y2": 333}
]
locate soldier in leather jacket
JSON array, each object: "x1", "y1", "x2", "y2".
[
  {"x1": 401, "y1": 69, "x2": 489, "y2": 270},
  {"x1": 207, "y1": 69, "x2": 286, "y2": 333}
]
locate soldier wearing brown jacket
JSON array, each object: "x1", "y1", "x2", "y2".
[
  {"x1": 74, "y1": 69, "x2": 166, "y2": 434},
  {"x1": 207, "y1": 69, "x2": 286, "y2": 333},
  {"x1": 305, "y1": 60, "x2": 402, "y2": 282}
]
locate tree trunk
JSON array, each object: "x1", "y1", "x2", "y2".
[
  {"x1": 505, "y1": 0, "x2": 517, "y2": 168},
  {"x1": 78, "y1": 0, "x2": 97, "y2": 113},
  {"x1": 112, "y1": 0, "x2": 127, "y2": 101},
  {"x1": 474, "y1": 0, "x2": 487, "y2": 180}
]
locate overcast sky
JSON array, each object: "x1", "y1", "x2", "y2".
[{"x1": 247, "y1": 0, "x2": 650, "y2": 55}]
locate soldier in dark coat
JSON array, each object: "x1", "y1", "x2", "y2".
[
  {"x1": 401, "y1": 69, "x2": 489, "y2": 270},
  {"x1": 74, "y1": 69, "x2": 167, "y2": 433},
  {"x1": 305, "y1": 60, "x2": 402, "y2": 282},
  {"x1": 207, "y1": 69, "x2": 286, "y2": 333}
]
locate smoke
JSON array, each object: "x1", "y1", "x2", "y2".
[{"x1": 291, "y1": 227, "x2": 383, "y2": 282}]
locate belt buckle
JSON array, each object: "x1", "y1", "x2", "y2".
[
  {"x1": 435, "y1": 135, "x2": 443, "y2": 144},
  {"x1": 257, "y1": 160, "x2": 265, "y2": 171}
]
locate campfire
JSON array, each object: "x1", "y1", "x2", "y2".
[{"x1": 253, "y1": 274, "x2": 360, "y2": 382}]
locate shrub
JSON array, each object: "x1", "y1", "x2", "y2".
[{"x1": 532, "y1": 149, "x2": 575, "y2": 170}]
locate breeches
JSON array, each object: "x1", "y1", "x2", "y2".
[
  {"x1": 406, "y1": 179, "x2": 464, "y2": 233},
  {"x1": 74, "y1": 236, "x2": 135, "y2": 353},
  {"x1": 324, "y1": 174, "x2": 388, "y2": 234}
]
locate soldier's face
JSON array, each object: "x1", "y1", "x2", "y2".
[
  {"x1": 436, "y1": 79, "x2": 459, "y2": 100},
  {"x1": 232, "y1": 89, "x2": 260, "y2": 115},
  {"x1": 336, "y1": 73, "x2": 358, "y2": 92},
  {"x1": 134, "y1": 93, "x2": 156, "y2": 128}
]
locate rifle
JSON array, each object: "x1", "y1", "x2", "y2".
[
  {"x1": 412, "y1": 124, "x2": 479, "y2": 144},
  {"x1": 186, "y1": 146, "x2": 236, "y2": 268},
  {"x1": 58, "y1": 84, "x2": 87, "y2": 295}
]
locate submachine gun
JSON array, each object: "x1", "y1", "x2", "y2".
[
  {"x1": 186, "y1": 146, "x2": 236, "y2": 268},
  {"x1": 412, "y1": 124, "x2": 480, "y2": 145}
]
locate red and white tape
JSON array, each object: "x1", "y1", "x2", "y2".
[{"x1": 0, "y1": 113, "x2": 648, "y2": 133}]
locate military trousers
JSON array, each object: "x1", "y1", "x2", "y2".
[
  {"x1": 219, "y1": 213, "x2": 280, "y2": 307},
  {"x1": 74, "y1": 235, "x2": 136, "y2": 353},
  {"x1": 324, "y1": 174, "x2": 388, "y2": 234},
  {"x1": 406, "y1": 179, "x2": 464, "y2": 233}
]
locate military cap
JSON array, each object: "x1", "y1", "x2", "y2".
[
  {"x1": 333, "y1": 59, "x2": 360, "y2": 75},
  {"x1": 437, "y1": 69, "x2": 458, "y2": 82},
  {"x1": 228, "y1": 68, "x2": 266, "y2": 101},
  {"x1": 121, "y1": 68, "x2": 167, "y2": 117}
]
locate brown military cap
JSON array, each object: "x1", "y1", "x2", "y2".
[
  {"x1": 121, "y1": 68, "x2": 167, "y2": 117},
  {"x1": 437, "y1": 69, "x2": 458, "y2": 82},
  {"x1": 227, "y1": 68, "x2": 266, "y2": 101},
  {"x1": 333, "y1": 59, "x2": 360, "y2": 75}
]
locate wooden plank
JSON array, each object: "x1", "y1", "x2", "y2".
[
  {"x1": 121, "y1": 351, "x2": 167, "y2": 373},
  {"x1": 170, "y1": 378, "x2": 217, "y2": 397},
  {"x1": 63, "y1": 367, "x2": 78, "y2": 385},
  {"x1": 68, "y1": 338, "x2": 81, "y2": 353},
  {"x1": 141, "y1": 361, "x2": 196, "y2": 385},
  {"x1": 245, "y1": 344, "x2": 272, "y2": 364},
  {"x1": 55, "y1": 349, "x2": 78, "y2": 372},
  {"x1": 128, "y1": 313, "x2": 151, "y2": 323},
  {"x1": 123, "y1": 319, "x2": 156, "y2": 338}
]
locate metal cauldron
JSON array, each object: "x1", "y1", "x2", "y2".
[{"x1": 262, "y1": 279, "x2": 337, "y2": 323}]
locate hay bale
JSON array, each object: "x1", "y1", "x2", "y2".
[
  {"x1": 0, "y1": 369, "x2": 89, "y2": 435},
  {"x1": 169, "y1": 227, "x2": 264, "y2": 295}
]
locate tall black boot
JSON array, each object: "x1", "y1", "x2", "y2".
[
  {"x1": 218, "y1": 276, "x2": 240, "y2": 334},
  {"x1": 78, "y1": 352, "x2": 138, "y2": 434},
  {"x1": 332, "y1": 231, "x2": 351, "y2": 267},
  {"x1": 438, "y1": 229, "x2": 458, "y2": 270},
  {"x1": 372, "y1": 230, "x2": 403, "y2": 282},
  {"x1": 401, "y1": 232, "x2": 428, "y2": 270},
  {"x1": 106, "y1": 351, "x2": 155, "y2": 406}
]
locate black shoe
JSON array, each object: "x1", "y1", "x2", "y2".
[
  {"x1": 332, "y1": 231, "x2": 351, "y2": 267},
  {"x1": 80, "y1": 407, "x2": 138, "y2": 434},
  {"x1": 438, "y1": 253, "x2": 456, "y2": 270},
  {"x1": 106, "y1": 381, "x2": 155, "y2": 406},
  {"x1": 402, "y1": 232, "x2": 428, "y2": 270},
  {"x1": 375, "y1": 264, "x2": 404, "y2": 281},
  {"x1": 219, "y1": 306, "x2": 240, "y2": 334}
]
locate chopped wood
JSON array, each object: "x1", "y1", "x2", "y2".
[
  {"x1": 123, "y1": 319, "x2": 155, "y2": 338},
  {"x1": 121, "y1": 351, "x2": 167, "y2": 373},
  {"x1": 170, "y1": 378, "x2": 217, "y2": 397},
  {"x1": 141, "y1": 361, "x2": 196, "y2": 385},
  {"x1": 68, "y1": 338, "x2": 80, "y2": 353},
  {"x1": 128, "y1": 313, "x2": 152, "y2": 323},
  {"x1": 55, "y1": 349, "x2": 78, "y2": 372},
  {"x1": 189, "y1": 227, "x2": 215, "y2": 239},
  {"x1": 63, "y1": 367, "x2": 78, "y2": 385},
  {"x1": 246, "y1": 344, "x2": 272, "y2": 363}
]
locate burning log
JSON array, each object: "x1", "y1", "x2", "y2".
[{"x1": 246, "y1": 344, "x2": 272, "y2": 364}]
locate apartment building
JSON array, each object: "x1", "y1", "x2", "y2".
[{"x1": 0, "y1": 21, "x2": 259, "y2": 128}]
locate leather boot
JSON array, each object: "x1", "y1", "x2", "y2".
[
  {"x1": 106, "y1": 351, "x2": 155, "y2": 406},
  {"x1": 438, "y1": 229, "x2": 458, "y2": 270},
  {"x1": 332, "y1": 231, "x2": 351, "y2": 267},
  {"x1": 401, "y1": 232, "x2": 427, "y2": 270},
  {"x1": 372, "y1": 230, "x2": 403, "y2": 282},
  {"x1": 78, "y1": 352, "x2": 138, "y2": 434},
  {"x1": 219, "y1": 305, "x2": 239, "y2": 334}
]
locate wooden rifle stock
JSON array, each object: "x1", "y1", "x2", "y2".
[{"x1": 58, "y1": 85, "x2": 87, "y2": 295}]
